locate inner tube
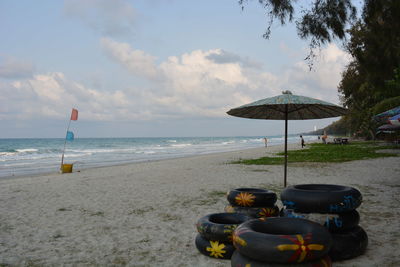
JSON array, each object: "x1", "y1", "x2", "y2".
[
  {"x1": 281, "y1": 209, "x2": 360, "y2": 233},
  {"x1": 231, "y1": 250, "x2": 332, "y2": 267},
  {"x1": 195, "y1": 234, "x2": 235, "y2": 260},
  {"x1": 225, "y1": 205, "x2": 280, "y2": 218},
  {"x1": 329, "y1": 226, "x2": 368, "y2": 261},
  {"x1": 196, "y1": 212, "x2": 251, "y2": 242},
  {"x1": 233, "y1": 218, "x2": 332, "y2": 263},
  {"x1": 227, "y1": 188, "x2": 277, "y2": 207},
  {"x1": 281, "y1": 184, "x2": 362, "y2": 213}
]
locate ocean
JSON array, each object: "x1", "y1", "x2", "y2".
[{"x1": 0, "y1": 135, "x2": 317, "y2": 178}]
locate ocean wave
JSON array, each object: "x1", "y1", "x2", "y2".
[
  {"x1": 221, "y1": 141, "x2": 235, "y2": 145},
  {"x1": 170, "y1": 143, "x2": 192, "y2": 148},
  {"x1": 63, "y1": 152, "x2": 93, "y2": 158},
  {"x1": 15, "y1": 148, "x2": 39, "y2": 153},
  {"x1": 0, "y1": 152, "x2": 18, "y2": 157}
]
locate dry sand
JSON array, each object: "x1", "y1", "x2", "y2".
[{"x1": 1, "y1": 143, "x2": 399, "y2": 266}]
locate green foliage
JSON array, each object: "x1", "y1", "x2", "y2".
[
  {"x1": 338, "y1": 0, "x2": 400, "y2": 138},
  {"x1": 322, "y1": 117, "x2": 349, "y2": 135},
  {"x1": 232, "y1": 142, "x2": 398, "y2": 165},
  {"x1": 372, "y1": 96, "x2": 400, "y2": 115}
]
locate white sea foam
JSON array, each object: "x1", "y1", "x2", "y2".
[
  {"x1": 170, "y1": 143, "x2": 192, "y2": 148},
  {"x1": 0, "y1": 152, "x2": 18, "y2": 157},
  {"x1": 221, "y1": 141, "x2": 235, "y2": 145},
  {"x1": 16, "y1": 148, "x2": 38, "y2": 153}
]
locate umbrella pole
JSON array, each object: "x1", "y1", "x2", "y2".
[{"x1": 284, "y1": 105, "x2": 288, "y2": 187}]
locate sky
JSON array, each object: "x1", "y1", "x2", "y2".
[{"x1": 0, "y1": 0, "x2": 351, "y2": 138}]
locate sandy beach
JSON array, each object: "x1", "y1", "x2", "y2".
[{"x1": 1, "y1": 143, "x2": 399, "y2": 266}]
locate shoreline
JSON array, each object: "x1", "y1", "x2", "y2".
[
  {"x1": 1, "y1": 135, "x2": 321, "y2": 180},
  {"x1": 1, "y1": 142, "x2": 291, "y2": 181},
  {"x1": 1, "y1": 143, "x2": 399, "y2": 266}
]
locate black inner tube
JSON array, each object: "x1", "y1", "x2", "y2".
[
  {"x1": 294, "y1": 184, "x2": 346, "y2": 192},
  {"x1": 209, "y1": 214, "x2": 248, "y2": 224},
  {"x1": 250, "y1": 220, "x2": 302, "y2": 235},
  {"x1": 235, "y1": 188, "x2": 270, "y2": 193}
]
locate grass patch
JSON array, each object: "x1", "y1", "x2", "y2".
[{"x1": 232, "y1": 142, "x2": 399, "y2": 165}]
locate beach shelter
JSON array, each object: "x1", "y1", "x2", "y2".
[
  {"x1": 227, "y1": 91, "x2": 348, "y2": 187},
  {"x1": 389, "y1": 114, "x2": 400, "y2": 126},
  {"x1": 373, "y1": 106, "x2": 400, "y2": 123},
  {"x1": 376, "y1": 123, "x2": 400, "y2": 133}
]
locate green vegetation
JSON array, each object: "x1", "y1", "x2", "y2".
[
  {"x1": 232, "y1": 142, "x2": 398, "y2": 165},
  {"x1": 243, "y1": 1, "x2": 400, "y2": 138}
]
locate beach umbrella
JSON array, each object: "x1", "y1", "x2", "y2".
[
  {"x1": 389, "y1": 114, "x2": 400, "y2": 126},
  {"x1": 373, "y1": 106, "x2": 400, "y2": 123},
  {"x1": 227, "y1": 91, "x2": 348, "y2": 187}
]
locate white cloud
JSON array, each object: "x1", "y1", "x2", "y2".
[
  {"x1": 101, "y1": 38, "x2": 162, "y2": 81},
  {"x1": 0, "y1": 72, "x2": 132, "y2": 121},
  {"x1": 1, "y1": 43, "x2": 350, "y2": 122},
  {"x1": 63, "y1": 0, "x2": 136, "y2": 37},
  {"x1": 279, "y1": 43, "x2": 351, "y2": 104}
]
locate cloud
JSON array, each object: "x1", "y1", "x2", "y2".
[
  {"x1": 63, "y1": 0, "x2": 136, "y2": 37},
  {"x1": 1, "y1": 43, "x2": 349, "y2": 123},
  {"x1": 0, "y1": 72, "x2": 132, "y2": 121},
  {"x1": 279, "y1": 44, "x2": 351, "y2": 104},
  {"x1": 0, "y1": 56, "x2": 34, "y2": 79},
  {"x1": 101, "y1": 39, "x2": 349, "y2": 117},
  {"x1": 101, "y1": 38, "x2": 163, "y2": 81},
  {"x1": 206, "y1": 50, "x2": 263, "y2": 69},
  {"x1": 100, "y1": 41, "x2": 277, "y2": 117}
]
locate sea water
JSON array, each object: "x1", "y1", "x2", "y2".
[{"x1": 0, "y1": 135, "x2": 317, "y2": 178}]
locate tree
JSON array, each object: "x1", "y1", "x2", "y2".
[{"x1": 338, "y1": 0, "x2": 400, "y2": 138}]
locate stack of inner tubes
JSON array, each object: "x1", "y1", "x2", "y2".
[
  {"x1": 280, "y1": 184, "x2": 368, "y2": 261},
  {"x1": 224, "y1": 188, "x2": 279, "y2": 218},
  {"x1": 231, "y1": 217, "x2": 333, "y2": 266},
  {"x1": 195, "y1": 212, "x2": 251, "y2": 260}
]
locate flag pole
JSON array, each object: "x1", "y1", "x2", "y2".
[{"x1": 60, "y1": 117, "x2": 72, "y2": 171}]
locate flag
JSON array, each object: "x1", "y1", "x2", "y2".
[
  {"x1": 70, "y1": 108, "x2": 78, "y2": 121},
  {"x1": 66, "y1": 131, "x2": 74, "y2": 141}
]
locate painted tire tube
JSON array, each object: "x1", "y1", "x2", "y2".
[
  {"x1": 280, "y1": 184, "x2": 362, "y2": 213},
  {"x1": 281, "y1": 209, "x2": 360, "y2": 233},
  {"x1": 195, "y1": 234, "x2": 235, "y2": 260},
  {"x1": 233, "y1": 218, "x2": 332, "y2": 263},
  {"x1": 196, "y1": 212, "x2": 251, "y2": 242},
  {"x1": 227, "y1": 188, "x2": 277, "y2": 207},
  {"x1": 329, "y1": 226, "x2": 368, "y2": 261},
  {"x1": 225, "y1": 205, "x2": 280, "y2": 218},
  {"x1": 231, "y1": 250, "x2": 332, "y2": 267}
]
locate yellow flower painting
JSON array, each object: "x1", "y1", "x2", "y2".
[
  {"x1": 235, "y1": 192, "x2": 255, "y2": 207},
  {"x1": 206, "y1": 241, "x2": 226, "y2": 258},
  {"x1": 258, "y1": 207, "x2": 277, "y2": 217}
]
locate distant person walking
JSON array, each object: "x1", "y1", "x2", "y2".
[
  {"x1": 300, "y1": 135, "x2": 305, "y2": 148},
  {"x1": 264, "y1": 137, "x2": 268, "y2": 148}
]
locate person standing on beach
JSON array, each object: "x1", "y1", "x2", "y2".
[
  {"x1": 264, "y1": 137, "x2": 268, "y2": 148},
  {"x1": 300, "y1": 135, "x2": 305, "y2": 148}
]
